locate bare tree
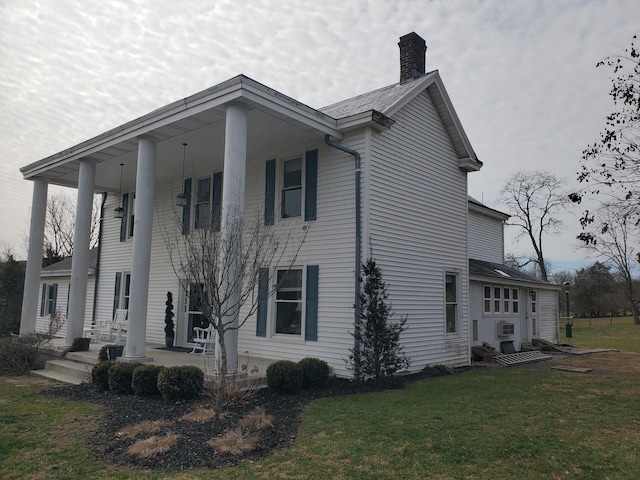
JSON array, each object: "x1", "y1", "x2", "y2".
[
  {"x1": 577, "y1": 200, "x2": 640, "y2": 324},
  {"x1": 500, "y1": 170, "x2": 570, "y2": 282},
  {"x1": 164, "y1": 206, "x2": 306, "y2": 411},
  {"x1": 42, "y1": 192, "x2": 101, "y2": 266}
]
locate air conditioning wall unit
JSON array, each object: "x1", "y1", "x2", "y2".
[{"x1": 497, "y1": 322, "x2": 515, "y2": 337}]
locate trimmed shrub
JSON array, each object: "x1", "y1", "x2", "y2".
[
  {"x1": 132, "y1": 364, "x2": 166, "y2": 396},
  {"x1": 91, "y1": 361, "x2": 115, "y2": 390},
  {"x1": 108, "y1": 362, "x2": 142, "y2": 394},
  {"x1": 157, "y1": 366, "x2": 204, "y2": 401},
  {"x1": 266, "y1": 360, "x2": 302, "y2": 394},
  {"x1": 299, "y1": 357, "x2": 330, "y2": 389}
]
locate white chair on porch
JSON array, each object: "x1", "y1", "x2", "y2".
[
  {"x1": 191, "y1": 324, "x2": 217, "y2": 356},
  {"x1": 96, "y1": 309, "x2": 128, "y2": 342}
]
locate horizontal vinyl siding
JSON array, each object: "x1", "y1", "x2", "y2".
[
  {"x1": 36, "y1": 277, "x2": 95, "y2": 338},
  {"x1": 369, "y1": 90, "x2": 470, "y2": 370},
  {"x1": 537, "y1": 289, "x2": 558, "y2": 343},
  {"x1": 468, "y1": 210, "x2": 504, "y2": 263},
  {"x1": 239, "y1": 141, "x2": 357, "y2": 377},
  {"x1": 95, "y1": 142, "x2": 356, "y2": 376}
]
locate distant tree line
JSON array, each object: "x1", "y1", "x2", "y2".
[{"x1": 0, "y1": 250, "x2": 25, "y2": 335}]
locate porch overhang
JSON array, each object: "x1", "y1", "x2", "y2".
[{"x1": 20, "y1": 75, "x2": 343, "y2": 191}]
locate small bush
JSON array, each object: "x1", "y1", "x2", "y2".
[
  {"x1": 91, "y1": 361, "x2": 115, "y2": 390},
  {"x1": 299, "y1": 357, "x2": 330, "y2": 389},
  {"x1": 108, "y1": 362, "x2": 142, "y2": 394},
  {"x1": 0, "y1": 334, "x2": 47, "y2": 376},
  {"x1": 61, "y1": 336, "x2": 90, "y2": 358},
  {"x1": 157, "y1": 366, "x2": 204, "y2": 401},
  {"x1": 132, "y1": 364, "x2": 165, "y2": 396},
  {"x1": 266, "y1": 360, "x2": 302, "y2": 394},
  {"x1": 98, "y1": 345, "x2": 109, "y2": 362}
]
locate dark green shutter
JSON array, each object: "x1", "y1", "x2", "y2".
[
  {"x1": 305, "y1": 149, "x2": 318, "y2": 221},
  {"x1": 113, "y1": 272, "x2": 121, "y2": 319},
  {"x1": 256, "y1": 268, "x2": 269, "y2": 337},
  {"x1": 212, "y1": 172, "x2": 223, "y2": 232},
  {"x1": 305, "y1": 265, "x2": 319, "y2": 341},
  {"x1": 119, "y1": 193, "x2": 129, "y2": 242},
  {"x1": 182, "y1": 178, "x2": 192, "y2": 235},
  {"x1": 50, "y1": 283, "x2": 58, "y2": 315},
  {"x1": 264, "y1": 159, "x2": 276, "y2": 225},
  {"x1": 40, "y1": 284, "x2": 46, "y2": 316}
]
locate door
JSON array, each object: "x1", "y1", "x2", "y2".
[
  {"x1": 522, "y1": 289, "x2": 537, "y2": 343},
  {"x1": 182, "y1": 283, "x2": 209, "y2": 344}
]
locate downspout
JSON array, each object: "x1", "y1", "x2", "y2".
[
  {"x1": 324, "y1": 135, "x2": 362, "y2": 373},
  {"x1": 91, "y1": 192, "x2": 107, "y2": 325}
]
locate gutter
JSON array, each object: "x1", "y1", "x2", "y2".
[
  {"x1": 324, "y1": 135, "x2": 362, "y2": 372},
  {"x1": 91, "y1": 192, "x2": 107, "y2": 325}
]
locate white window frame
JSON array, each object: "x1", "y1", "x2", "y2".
[
  {"x1": 119, "y1": 272, "x2": 131, "y2": 311},
  {"x1": 271, "y1": 266, "x2": 306, "y2": 338},
  {"x1": 445, "y1": 272, "x2": 459, "y2": 334},
  {"x1": 279, "y1": 156, "x2": 305, "y2": 220},
  {"x1": 41, "y1": 283, "x2": 57, "y2": 317}
]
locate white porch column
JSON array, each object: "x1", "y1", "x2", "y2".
[
  {"x1": 66, "y1": 160, "x2": 96, "y2": 344},
  {"x1": 19, "y1": 177, "x2": 49, "y2": 335},
  {"x1": 125, "y1": 136, "x2": 157, "y2": 360},
  {"x1": 220, "y1": 103, "x2": 248, "y2": 372}
]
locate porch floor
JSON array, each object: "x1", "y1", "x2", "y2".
[{"x1": 41, "y1": 337, "x2": 276, "y2": 380}]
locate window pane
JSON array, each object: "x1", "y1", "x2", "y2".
[
  {"x1": 281, "y1": 188, "x2": 301, "y2": 218},
  {"x1": 494, "y1": 287, "x2": 501, "y2": 299},
  {"x1": 512, "y1": 289, "x2": 519, "y2": 300},
  {"x1": 275, "y1": 269, "x2": 303, "y2": 335},
  {"x1": 513, "y1": 301, "x2": 519, "y2": 313},
  {"x1": 484, "y1": 300, "x2": 491, "y2": 312},
  {"x1": 504, "y1": 288, "x2": 510, "y2": 300},
  {"x1": 277, "y1": 269, "x2": 302, "y2": 291},
  {"x1": 504, "y1": 301, "x2": 510, "y2": 313},
  {"x1": 283, "y1": 158, "x2": 302, "y2": 188},
  {"x1": 195, "y1": 178, "x2": 212, "y2": 228},
  {"x1": 197, "y1": 178, "x2": 211, "y2": 202},
  {"x1": 494, "y1": 300, "x2": 501, "y2": 312},
  {"x1": 446, "y1": 305, "x2": 457, "y2": 333},
  {"x1": 275, "y1": 302, "x2": 301, "y2": 334},
  {"x1": 445, "y1": 275, "x2": 457, "y2": 302}
]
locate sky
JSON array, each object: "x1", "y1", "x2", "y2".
[{"x1": 0, "y1": 0, "x2": 638, "y2": 275}]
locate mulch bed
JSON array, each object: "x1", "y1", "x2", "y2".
[{"x1": 41, "y1": 366, "x2": 471, "y2": 472}]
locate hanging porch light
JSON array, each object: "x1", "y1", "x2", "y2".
[
  {"x1": 176, "y1": 143, "x2": 188, "y2": 207},
  {"x1": 114, "y1": 163, "x2": 125, "y2": 218}
]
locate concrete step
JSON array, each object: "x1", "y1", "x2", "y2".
[
  {"x1": 45, "y1": 359, "x2": 93, "y2": 379},
  {"x1": 31, "y1": 368, "x2": 85, "y2": 386}
]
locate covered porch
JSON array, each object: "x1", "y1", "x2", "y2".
[{"x1": 19, "y1": 74, "x2": 344, "y2": 372}]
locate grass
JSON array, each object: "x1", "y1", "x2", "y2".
[
  {"x1": 1, "y1": 322, "x2": 639, "y2": 479},
  {"x1": 562, "y1": 315, "x2": 640, "y2": 353}
]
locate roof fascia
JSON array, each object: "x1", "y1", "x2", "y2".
[
  {"x1": 468, "y1": 199, "x2": 510, "y2": 220},
  {"x1": 334, "y1": 110, "x2": 395, "y2": 133},
  {"x1": 469, "y1": 273, "x2": 559, "y2": 290},
  {"x1": 21, "y1": 75, "x2": 342, "y2": 179}
]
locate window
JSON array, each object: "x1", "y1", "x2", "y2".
[
  {"x1": 275, "y1": 269, "x2": 303, "y2": 335},
  {"x1": 128, "y1": 193, "x2": 135, "y2": 238},
  {"x1": 187, "y1": 283, "x2": 208, "y2": 342},
  {"x1": 531, "y1": 290, "x2": 537, "y2": 313},
  {"x1": 281, "y1": 158, "x2": 302, "y2": 218},
  {"x1": 483, "y1": 285, "x2": 520, "y2": 315},
  {"x1": 40, "y1": 283, "x2": 58, "y2": 316},
  {"x1": 195, "y1": 177, "x2": 211, "y2": 229},
  {"x1": 122, "y1": 273, "x2": 131, "y2": 310},
  {"x1": 445, "y1": 274, "x2": 458, "y2": 333}
]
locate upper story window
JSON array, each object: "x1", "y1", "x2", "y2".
[
  {"x1": 128, "y1": 193, "x2": 135, "y2": 238},
  {"x1": 195, "y1": 177, "x2": 212, "y2": 229},
  {"x1": 281, "y1": 158, "x2": 302, "y2": 219}
]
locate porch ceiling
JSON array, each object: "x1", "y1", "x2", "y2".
[{"x1": 20, "y1": 75, "x2": 342, "y2": 192}]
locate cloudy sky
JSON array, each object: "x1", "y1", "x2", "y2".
[{"x1": 1, "y1": 0, "x2": 638, "y2": 273}]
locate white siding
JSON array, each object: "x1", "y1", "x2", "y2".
[
  {"x1": 94, "y1": 141, "x2": 357, "y2": 376},
  {"x1": 468, "y1": 210, "x2": 504, "y2": 263},
  {"x1": 537, "y1": 289, "x2": 559, "y2": 343},
  {"x1": 36, "y1": 276, "x2": 95, "y2": 338},
  {"x1": 368, "y1": 90, "x2": 470, "y2": 370}
]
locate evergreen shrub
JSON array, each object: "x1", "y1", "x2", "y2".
[
  {"x1": 266, "y1": 360, "x2": 302, "y2": 394},
  {"x1": 157, "y1": 365, "x2": 204, "y2": 400},
  {"x1": 132, "y1": 364, "x2": 165, "y2": 396},
  {"x1": 298, "y1": 357, "x2": 330, "y2": 389}
]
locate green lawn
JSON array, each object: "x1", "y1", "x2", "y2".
[
  {"x1": 3, "y1": 349, "x2": 640, "y2": 480},
  {"x1": 562, "y1": 316, "x2": 640, "y2": 353}
]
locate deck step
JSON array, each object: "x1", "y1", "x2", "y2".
[
  {"x1": 31, "y1": 369, "x2": 85, "y2": 385},
  {"x1": 494, "y1": 351, "x2": 553, "y2": 367}
]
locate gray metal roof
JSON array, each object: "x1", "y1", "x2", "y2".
[
  {"x1": 469, "y1": 259, "x2": 554, "y2": 286},
  {"x1": 42, "y1": 248, "x2": 98, "y2": 274}
]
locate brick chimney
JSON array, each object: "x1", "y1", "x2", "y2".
[{"x1": 398, "y1": 32, "x2": 427, "y2": 83}]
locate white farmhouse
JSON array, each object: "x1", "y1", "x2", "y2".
[{"x1": 21, "y1": 32, "x2": 559, "y2": 377}]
